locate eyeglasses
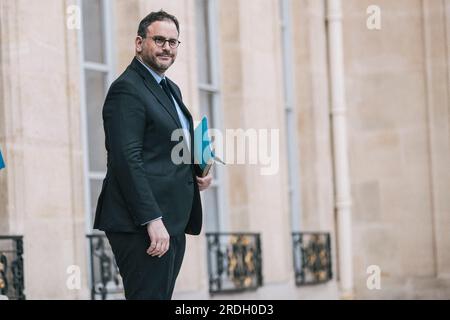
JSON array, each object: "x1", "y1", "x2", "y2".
[{"x1": 150, "y1": 36, "x2": 181, "y2": 49}]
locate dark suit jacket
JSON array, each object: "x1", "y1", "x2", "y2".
[{"x1": 93, "y1": 57, "x2": 203, "y2": 236}]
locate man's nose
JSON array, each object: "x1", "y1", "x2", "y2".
[{"x1": 162, "y1": 41, "x2": 171, "y2": 49}]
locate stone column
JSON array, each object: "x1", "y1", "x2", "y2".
[
  {"x1": 219, "y1": 0, "x2": 292, "y2": 288},
  {"x1": 0, "y1": 0, "x2": 88, "y2": 299}
]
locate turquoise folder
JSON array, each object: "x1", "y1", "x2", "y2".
[{"x1": 194, "y1": 116, "x2": 224, "y2": 176}]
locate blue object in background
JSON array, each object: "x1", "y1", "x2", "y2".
[{"x1": 0, "y1": 147, "x2": 5, "y2": 170}]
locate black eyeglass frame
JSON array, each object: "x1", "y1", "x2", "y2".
[{"x1": 149, "y1": 36, "x2": 181, "y2": 49}]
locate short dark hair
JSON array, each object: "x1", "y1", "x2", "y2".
[{"x1": 137, "y1": 10, "x2": 180, "y2": 38}]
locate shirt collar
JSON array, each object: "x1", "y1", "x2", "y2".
[{"x1": 136, "y1": 57, "x2": 165, "y2": 84}]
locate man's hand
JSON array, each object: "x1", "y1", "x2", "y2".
[
  {"x1": 196, "y1": 172, "x2": 213, "y2": 191},
  {"x1": 146, "y1": 219, "x2": 170, "y2": 258}
]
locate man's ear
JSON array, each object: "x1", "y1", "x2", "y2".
[{"x1": 135, "y1": 36, "x2": 143, "y2": 53}]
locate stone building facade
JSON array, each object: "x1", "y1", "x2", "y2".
[{"x1": 0, "y1": 0, "x2": 449, "y2": 299}]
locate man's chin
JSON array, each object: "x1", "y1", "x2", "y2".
[{"x1": 156, "y1": 62, "x2": 173, "y2": 72}]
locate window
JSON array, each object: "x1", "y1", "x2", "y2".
[
  {"x1": 80, "y1": 0, "x2": 115, "y2": 231},
  {"x1": 195, "y1": 0, "x2": 226, "y2": 232}
]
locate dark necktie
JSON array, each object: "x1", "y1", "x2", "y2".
[{"x1": 160, "y1": 78, "x2": 176, "y2": 109}]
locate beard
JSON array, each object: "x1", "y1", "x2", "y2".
[{"x1": 142, "y1": 51, "x2": 175, "y2": 74}]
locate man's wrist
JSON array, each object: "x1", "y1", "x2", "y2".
[{"x1": 141, "y1": 216, "x2": 162, "y2": 226}]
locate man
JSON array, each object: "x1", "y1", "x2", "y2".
[{"x1": 93, "y1": 10, "x2": 212, "y2": 300}]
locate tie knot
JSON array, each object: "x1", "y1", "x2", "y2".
[{"x1": 160, "y1": 78, "x2": 167, "y2": 86}]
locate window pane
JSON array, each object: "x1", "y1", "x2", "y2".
[
  {"x1": 199, "y1": 90, "x2": 215, "y2": 126},
  {"x1": 204, "y1": 186, "x2": 219, "y2": 232},
  {"x1": 85, "y1": 70, "x2": 107, "y2": 172},
  {"x1": 195, "y1": 0, "x2": 212, "y2": 84},
  {"x1": 82, "y1": 0, "x2": 105, "y2": 63},
  {"x1": 89, "y1": 178, "x2": 103, "y2": 226}
]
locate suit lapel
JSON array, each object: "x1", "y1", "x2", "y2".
[
  {"x1": 166, "y1": 79, "x2": 195, "y2": 140},
  {"x1": 166, "y1": 78, "x2": 196, "y2": 163},
  {"x1": 166, "y1": 79, "x2": 192, "y2": 121},
  {"x1": 129, "y1": 58, "x2": 195, "y2": 162},
  {"x1": 129, "y1": 58, "x2": 182, "y2": 129}
]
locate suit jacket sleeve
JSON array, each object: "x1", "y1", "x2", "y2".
[{"x1": 105, "y1": 80, "x2": 163, "y2": 225}]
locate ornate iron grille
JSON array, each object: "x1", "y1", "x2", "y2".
[
  {"x1": 0, "y1": 235, "x2": 25, "y2": 300},
  {"x1": 206, "y1": 233, "x2": 263, "y2": 294},
  {"x1": 87, "y1": 234, "x2": 124, "y2": 300},
  {"x1": 293, "y1": 232, "x2": 332, "y2": 285}
]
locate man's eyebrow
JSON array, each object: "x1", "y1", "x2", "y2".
[{"x1": 151, "y1": 35, "x2": 178, "y2": 39}]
